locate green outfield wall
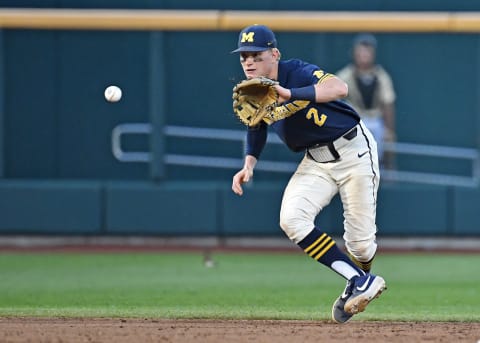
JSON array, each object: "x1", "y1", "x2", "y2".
[
  {"x1": 0, "y1": 4, "x2": 479, "y2": 236},
  {"x1": 0, "y1": 180, "x2": 479, "y2": 237},
  {"x1": 2, "y1": 29, "x2": 479, "y2": 180}
]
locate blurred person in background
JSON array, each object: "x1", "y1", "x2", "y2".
[{"x1": 337, "y1": 33, "x2": 397, "y2": 169}]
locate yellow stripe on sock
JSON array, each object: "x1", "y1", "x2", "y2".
[
  {"x1": 308, "y1": 236, "x2": 332, "y2": 257},
  {"x1": 362, "y1": 260, "x2": 373, "y2": 271},
  {"x1": 304, "y1": 233, "x2": 327, "y2": 253},
  {"x1": 349, "y1": 252, "x2": 374, "y2": 272},
  {"x1": 314, "y1": 240, "x2": 336, "y2": 260}
]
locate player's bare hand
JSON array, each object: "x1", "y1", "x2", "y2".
[
  {"x1": 232, "y1": 167, "x2": 253, "y2": 196},
  {"x1": 274, "y1": 84, "x2": 291, "y2": 104}
]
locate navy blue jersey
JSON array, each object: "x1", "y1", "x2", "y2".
[{"x1": 246, "y1": 59, "x2": 360, "y2": 158}]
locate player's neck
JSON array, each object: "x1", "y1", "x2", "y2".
[{"x1": 268, "y1": 66, "x2": 279, "y2": 81}]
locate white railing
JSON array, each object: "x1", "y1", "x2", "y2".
[{"x1": 111, "y1": 123, "x2": 480, "y2": 187}]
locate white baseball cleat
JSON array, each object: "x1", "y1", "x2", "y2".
[
  {"x1": 332, "y1": 273, "x2": 386, "y2": 323},
  {"x1": 344, "y1": 273, "x2": 386, "y2": 315}
]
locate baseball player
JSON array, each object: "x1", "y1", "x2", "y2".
[{"x1": 231, "y1": 25, "x2": 386, "y2": 323}]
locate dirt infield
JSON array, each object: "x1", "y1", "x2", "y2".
[{"x1": 1, "y1": 318, "x2": 479, "y2": 343}]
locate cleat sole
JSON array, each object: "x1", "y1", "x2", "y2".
[
  {"x1": 331, "y1": 296, "x2": 353, "y2": 324},
  {"x1": 344, "y1": 277, "x2": 386, "y2": 315}
]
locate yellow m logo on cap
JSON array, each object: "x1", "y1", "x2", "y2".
[{"x1": 241, "y1": 32, "x2": 255, "y2": 43}]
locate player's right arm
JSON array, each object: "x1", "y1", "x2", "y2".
[
  {"x1": 232, "y1": 155, "x2": 257, "y2": 196},
  {"x1": 232, "y1": 124, "x2": 267, "y2": 196}
]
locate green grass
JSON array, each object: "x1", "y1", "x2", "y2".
[{"x1": 0, "y1": 251, "x2": 478, "y2": 322}]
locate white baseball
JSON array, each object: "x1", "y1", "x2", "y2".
[{"x1": 104, "y1": 85, "x2": 122, "y2": 102}]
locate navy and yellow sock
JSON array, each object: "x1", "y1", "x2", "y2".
[{"x1": 298, "y1": 227, "x2": 364, "y2": 279}]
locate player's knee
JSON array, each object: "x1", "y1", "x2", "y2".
[
  {"x1": 346, "y1": 239, "x2": 377, "y2": 262},
  {"x1": 279, "y1": 209, "x2": 312, "y2": 243}
]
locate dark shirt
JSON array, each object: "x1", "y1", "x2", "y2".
[{"x1": 246, "y1": 59, "x2": 360, "y2": 158}]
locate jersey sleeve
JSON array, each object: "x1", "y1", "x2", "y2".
[
  {"x1": 300, "y1": 61, "x2": 335, "y2": 85},
  {"x1": 312, "y1": 69, "x2": 335, "y2": 84},
  {"x1": 245, "y1": 123, "x2": 268, "y2": 159}
]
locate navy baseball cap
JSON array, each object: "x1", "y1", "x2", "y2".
[{"x1": 231, "y1": 24, "x2": 277, "y2": 53}]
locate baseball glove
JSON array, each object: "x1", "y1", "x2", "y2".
[{"x1": 232, "y1": 77, "x2": 279, "y2": 127}]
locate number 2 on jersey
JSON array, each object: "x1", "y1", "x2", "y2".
[{"x1": 306, "y1": 108, "x2": 327, "y2": 127}]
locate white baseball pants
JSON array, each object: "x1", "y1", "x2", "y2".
[{"x1": 279, "y1": 121, "x2": 380, "y2": 262}]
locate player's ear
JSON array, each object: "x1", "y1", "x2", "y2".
[{"x1": 271, "y1": 48, "x2": 281, "y2": 61}]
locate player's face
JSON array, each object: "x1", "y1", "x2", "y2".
[{"x1": 239, "y1": 49, "x2": 278, "y2": 79}]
